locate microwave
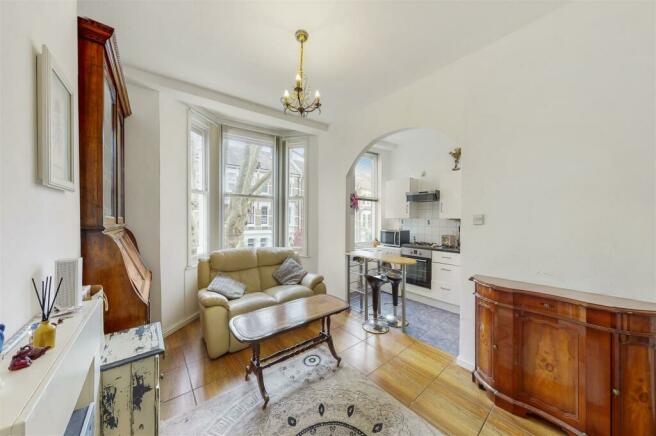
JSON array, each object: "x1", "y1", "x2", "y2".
[{"x1": 380, "y1": 230, "x2": 410, "y2": 247}]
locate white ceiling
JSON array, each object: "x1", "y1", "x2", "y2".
[{"x1": 79, "y1": 1, "x2": 564, "y2": 122}]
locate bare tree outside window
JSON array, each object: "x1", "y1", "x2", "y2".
[{"x1": 223, "y1": 128, "x2": 275, "y2": 248}]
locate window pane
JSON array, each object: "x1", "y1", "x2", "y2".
[
  {"x1": 287, "y1": 198, "x2": 304, "y2": 249},
  {"x1": 190, "y1": 129, "x2": 205, "y2": 191},
  {"x1": 190, "y1": 192, "x2": 207, "y2": 256},
  {"x1": 286, "y1": 144, "x2": 306, "y2": 253},
  {"x1": 224, "y1": 196, "x2": 273, "y2": 248},
  {"x1": 223, "y1": 135, "x2": 273, "y2": 197},
  {"x1": 354, "y1": 200, "x2": 377, "y2": 246},
  {"x1": 288, "y1": 147, "x2": 305, "y2": 197},
  {"x1": 354, "y1": 154, "x2": 376, "y2": 198}
]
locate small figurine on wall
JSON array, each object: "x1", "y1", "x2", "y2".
[{"x1": 449, "y1": 147, "x2": 462, "y2": 171}]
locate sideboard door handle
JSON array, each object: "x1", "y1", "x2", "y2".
[
  {"x1": 612, "y1": 388, "x2": 620, "y2": 396},
  {"x1": 492, "y1": 344, "x2": 498, "y2": 351}
]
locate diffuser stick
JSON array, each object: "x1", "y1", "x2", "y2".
[
  {"x1": 46, "y1": 277, "x2": 63, "y2": 320},
  {"x1": 32, "y1": 278, "x2": 44, "y2": 314}
]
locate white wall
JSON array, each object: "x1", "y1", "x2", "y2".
[
  {"x1": 377, "y1": 129, "x2": 460, "y2": 243},
  {"x1": 125, "y1": 83, "x2": 162, "y2": 323},
  {"x1": 380, "y1": 129, "x2": 454, "y2": 187},
  {"x1": 158, "y1": 93, "x2": 192, "y2": 332},
  {"x1": 316, "y1": 1, "x2": 655, "y2": 368},
  {"x1": 122, "y1": 84, "x2": 193, "y2": 332},
  {"x1": 0, "y1": 1, "x2": 80, "y2": 337}
]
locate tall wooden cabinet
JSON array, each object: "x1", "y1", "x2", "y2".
[
  {"x1": 472, "y1": 275, "x2": 656, "y2": 435},
  {"x1": 78, "y1": 17, "x2": 151, "y2": 333}
]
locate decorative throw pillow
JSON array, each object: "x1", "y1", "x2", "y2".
[
  {"x1": 272, "y1": 257, "x2": 307, "y2": 285},
  {"x1": 207, "y1": 275, "x2": 246, "y2": 300}
]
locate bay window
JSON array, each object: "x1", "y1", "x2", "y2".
[{"x1": 188, "y1": 112, "x2": 310, "y2": 257}]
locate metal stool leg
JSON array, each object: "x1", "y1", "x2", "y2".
[
  {"x1": 362, "y1": 274, "x2": 389, "y2": 334},
  {"x1": 384, "y1": 275, "x2": 408, "y2": 328}
]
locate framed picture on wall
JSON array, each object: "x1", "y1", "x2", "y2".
[{"x1": 37, "y1": 44, "x2": 75, "y2": 191}]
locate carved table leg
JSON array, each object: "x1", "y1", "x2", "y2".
[
  {"x1": 250, "y1": 342, "x2": 269, "y2": 408},
  {"x1": 323, "y1": 316, "x2": 342, "y2": 367},
  {"x1": 245, "y1": 361, "x2": 251, "y2": 381}
]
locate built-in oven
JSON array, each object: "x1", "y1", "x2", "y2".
[
  {"x1": 401, "y1": 247, "x2": 432, "y2": 289},
  {"x1": 380, "y1": 230, "x2": 410, "y2": 247}
]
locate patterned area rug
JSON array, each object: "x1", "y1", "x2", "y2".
[{"x1": 162, "y1": 346, "x2": 440, "y2": 435}]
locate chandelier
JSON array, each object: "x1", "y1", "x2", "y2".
[{"x1": 281, "y1": 29, "x2": 321, "y2": 117}]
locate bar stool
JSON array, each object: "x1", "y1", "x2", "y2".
[
  {"x1": 363, "y1": 274, "x2": 390, "y2": 334},
  {"x1": 384, "y1": 271, "x2": 408, "y2": 328}
]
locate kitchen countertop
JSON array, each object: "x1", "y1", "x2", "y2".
[
  {"x1": 402, "y1": 243, "x2": 460, "y2": 253},
  {"x1": 346, "y1": 250, "x2": 417, "y2": 265}
]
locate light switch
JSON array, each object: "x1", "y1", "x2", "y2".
[{"x1": 473, "y1": 214, "x2": 485, "y2": 225}]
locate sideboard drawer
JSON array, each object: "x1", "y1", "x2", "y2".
[{"x1": 515, "y1": 294, "x2": 585, "y2": 321}]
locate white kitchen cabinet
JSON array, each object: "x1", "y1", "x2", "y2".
[
  {"x1": 431, "y1": 251, "x2": 462, "y2": 306},
  {"x1": 439, "y1": 171, "x2": 461, "y2": 219},
  {"x1": 384, "y1": 177, "x2": 419, "y2": 219}
]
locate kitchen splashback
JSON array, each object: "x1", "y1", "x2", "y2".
[{"x1": 384, "y1": 201, "x2": 460, "y2": 244}]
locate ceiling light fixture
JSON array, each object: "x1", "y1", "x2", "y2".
[{"x1": 281, "y1": 29, "x2": 321, "y2": 117}]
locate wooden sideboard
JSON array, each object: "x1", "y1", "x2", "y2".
[{"x1": 472, "y1": 275, "x2": 656, "y2": 436}]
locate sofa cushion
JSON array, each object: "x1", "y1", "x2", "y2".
[
  {"x1": 210, "y1": 248, "x2": 257, "y2": 272},
  {"x1": 207, "y1": 275, "x2": 246, "y2": 300},
  {"x1": 264, "y1": 285, "x2": 313, "y2": 304},
  {"x1": 227, "y1": 292, "x2": 277, "y2": 318},
  {"x1": 273, "y1": 257, "x2": 307, "y2": 285},
  {"x1": 210, "y1": 268, "x2": 261, "y2": 293},
  {"x1": 258, "y1": 248, "x2": 298, "y2": 290},
  {"x1": 257, "y1": 247, "x2": 298, "y2": 267}
]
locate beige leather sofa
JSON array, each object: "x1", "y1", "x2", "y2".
[{"x1": 197, "y1": 247, "x2": 326, "y2": 358}]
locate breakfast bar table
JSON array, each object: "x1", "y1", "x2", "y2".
[{"x1": 344, "y1": 250, "x2": 416, "y2": 332}]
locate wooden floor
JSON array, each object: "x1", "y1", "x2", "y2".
[{"x1": 161, "y1": 310, "x2": 564, "y2": 435}]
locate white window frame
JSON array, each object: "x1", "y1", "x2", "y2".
[
  {"x1": 220, "y1": 126, "x2": 278, "y2": 249},
  {"x1": 284, "y1": 137, "x2": 309, "y2": 257},
  {"x1": 353, "y1": 152, "x2": 379, "y2": 249},
  {"x1": 187, "y1": 112, "x2": 211, "y2": 265}
]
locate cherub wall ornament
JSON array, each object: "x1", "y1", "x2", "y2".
[{"x1": 449, "y1": 147, "x2": 462, "y2": 171}]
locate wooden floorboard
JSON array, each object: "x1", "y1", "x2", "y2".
[{"x1": 160, "y1": 310, "x2": 565, "y2": 435}]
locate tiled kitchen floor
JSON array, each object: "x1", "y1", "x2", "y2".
[
  {"x1": 160, "y1": 310, "x2": 564, "y2": 435},
  {"x1": 350, "y1": 291, "x2": 460, "y2": 355}
]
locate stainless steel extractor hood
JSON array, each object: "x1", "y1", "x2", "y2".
[{"x1": 406, "y1": 190, "x2": 440, "y2": 202}]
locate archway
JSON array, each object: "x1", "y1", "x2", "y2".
[{"x1": 344, "y1": 127, "x2": 462, "y2": 356}]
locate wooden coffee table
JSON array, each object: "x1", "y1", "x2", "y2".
[{"x1": 229, "y1": 294, "x2": 349, "y2": 408}]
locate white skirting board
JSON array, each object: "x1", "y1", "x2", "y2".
[
  {"x1": 163, "y1": 312, "x2": 199, "y2": 337},
  {"x1": 456, "y1": 355, "x2": 475, "y2": 371}
]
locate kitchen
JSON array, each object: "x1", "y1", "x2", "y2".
[{"x1": 348, "y1": 128, "x2": 463, "y2": 355}]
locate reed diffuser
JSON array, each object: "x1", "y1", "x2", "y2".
[{"x1": 31, "y1": 276, "x2": 62, "y2": 348}]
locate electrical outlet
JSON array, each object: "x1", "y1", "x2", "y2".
[{"x1": 473, "y1": 214, "x2": 485, "y2": 225}]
